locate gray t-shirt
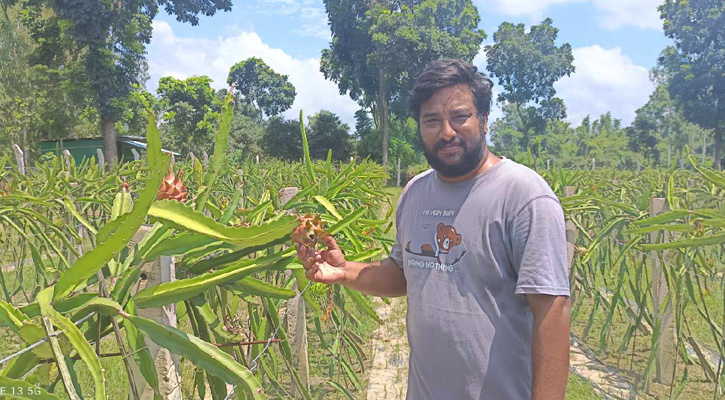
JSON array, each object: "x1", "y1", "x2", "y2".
[{"x1": 388, "y1": 157, "x2": 570, "y2": 400}]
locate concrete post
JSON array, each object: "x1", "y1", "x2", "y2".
[
  {"x1": 649, "y1": 198, "x2": 676, "y2": 386},
  {"x1": 131, "y1": 148, "x2": 141, "y2": 161},
  {"x1": 96, "y1": 149, "x2": 105, "y2": 170},
  {"x1": 62, "y1": 149, "x2": 72, "y2": 169},
  {"x1": 128, "y1": 226, "x2": 182, "y2": 400},
  {"x1": 279, "y1": 187, "x2": 309, "y2": 397},
  {"x1": 202, "y1": 151, "x2": 209, "y2": 169},
  {"x1": 563, "y1": 186, "x2": 578, "y2": 306},
  {"x1": 397, "y1": 158, "x2": 401, "y2": 187},
  {"x1": 12, "y1": 144, "x2": 24, "y2": 175},
  {"x1": 256, "y1": 154, "x2": 259, "y2": 165}
]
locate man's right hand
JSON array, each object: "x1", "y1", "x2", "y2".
[{"x1": 296, "y1": 236, "x2": 348, "y2": 285}]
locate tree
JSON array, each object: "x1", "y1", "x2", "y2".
[
  {"x1": 626, "y1": 76, "x2": 699, "y2": 167},
  {"x1": 22, "y1": 0, "x2": 232, "y2": 165},
  {"x1": 219, "y1": 90, "x2": 265, "y2": 163},
  {"x1": 227, "y1": 58, "x2": 296, "y2": 118},
  {"x1": 658, "y1": 0, "x2": 725, "y2": 167},
  {"x1": 485, "y1": 18, "x2": 574, "y2": 167},
  {"x1": 307, "y1": 110, "x2": 353, "y2": 161},
  {"x1": 262, "y1": 117, "x2": 302, "y2": 161},
  {"x1": 157, "y1": 75, "x2": 220, "y2": 155},
  {"x1": 321, "y1": 0, "x2": 485, "y2": 168},
  {"x1": 0, "y1": 9, "x2": 97, "y2": 161}
]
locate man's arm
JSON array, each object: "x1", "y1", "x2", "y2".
[
  {"x1": 342, "y1": 258, "x2": 407, "y2": 298},
  {"x1": 528, "y1": 294, "x2": 570, "y2": 400},
  {"x1": 299, "y1": 237, "x2": 407, "y2": 298}
]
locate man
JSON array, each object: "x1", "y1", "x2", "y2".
[{"x1": 296, "y1": 58, "x2": 570, "y2": 399}]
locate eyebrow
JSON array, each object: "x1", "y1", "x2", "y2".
[{"x1": 421, "y1": 112, "x2": 440, "y2": 119}]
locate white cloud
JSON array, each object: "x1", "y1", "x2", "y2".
[
  {"x1": 477, "y1": 0, "x2": 662, "y2": 30},
  {"x1": 256, "y1": 0, "x2": 301, "y2": 15},
  {"x1": 297, "y1": 7, "x2": 331, "y2": 40},
  {"x1": 554, "y1": 45, "x2": 653, "y2": 126},
  {"x1": 146, "y1": 21, "x2": 359, "y2": 125},
  {"x1": 592, "y1": 0, "x2": 662, "y2": 31},
  {"x1": 476, "y1": 0, "x2": 583, "y2": 20}
]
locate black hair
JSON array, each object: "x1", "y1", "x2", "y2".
[{"x1": 409, "y1": 58, "x2": 494, "y2": 122}]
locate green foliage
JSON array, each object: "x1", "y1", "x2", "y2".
[
  {"x1": 307, "y1": 110, "x2": 353, "y2": 161},
  {"x1": 0, "y1": 10, "x2": 97, "y2": 159},
  {"x1": 627, "y1": 80, "x2": 707, "y2": 167},
  {"x1": 263, "y1": 116, "x2": 303, "y2": 161},
  {"x1": 157, "y1": 75, "x2": 220, "y2": 155},
  {"x1": 322, "y1": 0, "x2": 484, "y2": 166},
  {"x1": 485, "y1": 18, "x2": 574, "y2": 161},
  {"x1": 658, "y1": 0, "x2": 725, "y2": 165},
  {"x1": 227, "y1": 57, "x2": 296, "y2": 118}
]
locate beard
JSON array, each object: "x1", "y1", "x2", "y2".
[{"x1": 421, "y1": 128, "x2": 486, "y2": 179}]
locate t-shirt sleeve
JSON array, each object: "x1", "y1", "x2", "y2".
[{"x1": 509, "y1": 195, "x2": 570, "y2": 296}]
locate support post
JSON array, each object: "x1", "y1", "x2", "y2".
[
  {"x1": 563, "y1": 186, "x2": 578, "y2": 306},
  {"x1": 592, "y1": 158, "x2": 596, "y2": 171},
  {"x1": 128, "y1": 226, "x2": 182, "y2": 400},
  {"x1": 96, "y1": 149, "x2": 105, "y2": 170},
  {"x1": 256, "y1": 154, "x2": 260, "y2": 165},
  {"x1": 62, "y1": 149, "x2": 72, "y2": 169},
  {"x1": 12, "y1": 144, "x2": 25, "y2": 175},
  {"x1": 279, "y1": 187, "x2": 309, "y2": 397},
  {"x1": 202, "y1": 151, "x2": 209, "y2": 169},
  {"x1": 397, "y1": 157, "x2": 401, "y2": 187},
  {"x1": 547, "y1": 159, "x2": 550, "y2": 171},
  {"x1": 131, "y1": 148, "x2": 141, "y2": 161},
  {"x1": 649, "y1": 198, "x2": 676, "y2": 386},
  {"x1": 703, "y1": 132, "x2": 707, "y2": 164}
]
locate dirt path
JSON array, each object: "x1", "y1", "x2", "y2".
[
  {"x1": 364, "y1": 296, "x2": 642, "y2": 400},
  {"x1": 366, "y1": 297, "x2": 409, "y2": 400}
]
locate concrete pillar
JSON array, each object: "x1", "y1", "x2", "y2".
[
  {"x1": 279, "y1": 187, "x2": 309, "y2": 397},
  {"x1": 129, "y1": 226, "x2": 182, "y2": 400},
  {"x1": 649, "y1": 198, "x2": 676, "y2": 386},
  {"x1": 96, "y1": 149, "x2": 105, "y2": 169},
  {"x1": 12, "y1": 144, "x2": 25, "y2": 175}
]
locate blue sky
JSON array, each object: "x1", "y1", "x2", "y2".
[{"x1": 147, "y1": 0, "x2": 672, "y2": 128}]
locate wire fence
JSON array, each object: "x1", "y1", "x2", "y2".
[{"x1": 0, "y1": 311, "x2": 97, "y2": 368}]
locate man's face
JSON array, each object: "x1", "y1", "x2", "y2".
[{"x1": 418, "y1": 84, "x2": 488, "y2": 178}]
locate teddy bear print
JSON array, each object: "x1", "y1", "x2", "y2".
[{"x1": 405, "y1": 222, "x2": 464, "y2": 264}]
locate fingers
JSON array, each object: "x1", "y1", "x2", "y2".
[{"x1": 322, "y1": 235, "x2": 340, "y2": 251}]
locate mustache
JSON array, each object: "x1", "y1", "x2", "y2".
[{"x1": 434, "y1": 138, "x2": 465, "y2": 150}]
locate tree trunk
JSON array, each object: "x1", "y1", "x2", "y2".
[
  {"x1": 102, "y1": 117, "x2": 118, "y2": 166},
  {"x1": 378, "y1": 68, "x2": 390, "y2": 169}
]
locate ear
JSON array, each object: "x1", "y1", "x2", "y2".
[
  {"x1": 437, "y1": 222, "x2": 445, "y2": 232},
  {"x1": 455, "y1": 235, "x2": 462, "y2": 245},
  {"x1": 481, "y1": 114, "x2": 489, "y2": 136}
]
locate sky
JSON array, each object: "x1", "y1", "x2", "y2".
[{"x1": 146, "y1": 0, "x2": 672, "y2": 129}]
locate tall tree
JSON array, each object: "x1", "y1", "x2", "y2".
[
  {"x1": 1, "y1": 8, "x2": 96, "y2": 160},
  {"x1": 485, "y1": 18, "x2": 574, "y2": 167},
  {"x1": 307, "y1": 110, "x2": 353, "y2": 161},
  {"x1": 157, "y1": 75, "x2": 220, "y2": 155},
  {"x1": 321, "y1": 0, "x2": 484, "y2": 168},
  {"x1": 22, "y1": 0, "x2": 231, "y2": 165},
  {"x1": 658, "y1": 0, "x2": 724, "y2": 167},
  {"x1": 262, "y1": 116, "x2": 302, "y2": 161},
  {"x1": 227, "y1": 57, "x2": 296, "y2": 118}
]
